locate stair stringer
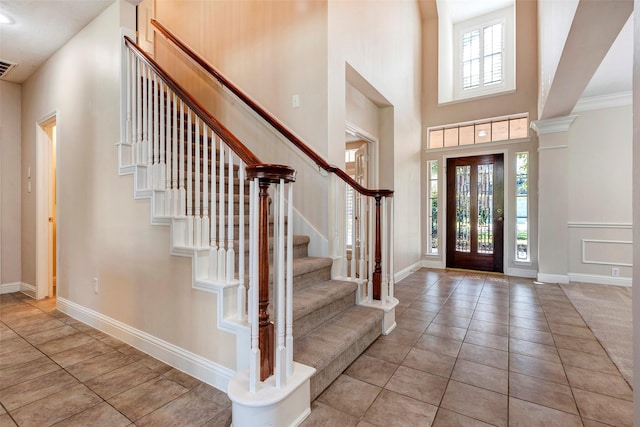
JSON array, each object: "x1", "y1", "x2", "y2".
[{"x1": 118, "y1": 161, "x2": 252, "y2": 375}]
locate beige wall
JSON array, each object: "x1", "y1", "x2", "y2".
[
  {"x1": 154, "y1": 0, "x2": 423, "y2": 274},
  {"x1": 328, "y1": 0, "x2": 423, "y2": 274},
  {"x1": 21, "y1": 1, "x2": 235, "y2": 369},
  {"x1": 1, "y1": 81, "x2": 22, "y2": 285},
  {"x1": 567, "y1": 105, "x2": 633, "y2": 282},
  {"x1": 421, "y1": 0, "x2": 539, "y2": 276}
]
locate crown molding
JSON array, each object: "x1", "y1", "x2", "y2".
[
  {"x1": 572, "y1": 92, "x2": 632, "y2": 113},
  {"x1": 530, "y1": 116, "x2": 577, "y2": 135}
]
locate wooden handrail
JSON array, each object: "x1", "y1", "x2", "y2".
[
  {"x1": 124, "y1": 36, "x2": 261, "y2": 168},
  {"x1": 151, "y1": 19, "x2": 393, "y2": 199}
]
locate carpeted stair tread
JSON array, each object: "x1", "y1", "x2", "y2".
[
  {"x1": 293, "y1": 305, "x2": 382, "y2": 372},
  {"x1": 293, "y1": 280, "x2": 358, "y2": 323},
  {"x1": 290, "y1": 257, "x2": 333, "y2": 277}
]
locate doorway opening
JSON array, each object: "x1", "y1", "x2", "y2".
[
  {"x1": 36, "y1": 114, "x2": 57, "y2": 299},
  {"x1": 446, "y1": 154, "x2": 504, "y2": 272}
]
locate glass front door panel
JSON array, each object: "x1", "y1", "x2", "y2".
[
  {"x1": 477, "y1": 164, "x2": 494, "y2": 254},
  {"x1": 455, "y1": 165, "x2": 471, "y2": 252}
]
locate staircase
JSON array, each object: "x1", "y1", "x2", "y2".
[
  {"x1": 121, "y1": 33, "x2": 396, "y2": 425},
  {"x1": 121, "y1": 60, "x2": 382, "y2": 404}
]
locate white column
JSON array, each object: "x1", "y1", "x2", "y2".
[{"x1": 531, "y1": 116, "x2": 576, "y2": 284}]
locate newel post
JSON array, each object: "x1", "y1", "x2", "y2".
[
  {"x1": 246, "y1": 164, "x2": 296, "y2": 382},
  {"x1": 372, "y1": 194, "x2": 382, "y2": 300}
]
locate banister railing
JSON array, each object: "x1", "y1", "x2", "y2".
[
  {"x1": 150, "y1": 19, "x2": 395, "y2": 303},
  {"x1": 123, "y1": 36, "x2": 296, "y2": 389}
]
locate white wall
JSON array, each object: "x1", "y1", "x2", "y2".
[
  {"x1": 0, "y1": 81, "x2": 22, "y2": 287},
  {"x1": 567, "y1": 105, "x2": 633, "y2": 284},
  {"x1": 21, "y1": 0, "x2": 236, "y2": 374},
  {"x1": 328, "y1": 0, "x2": 423, "y2": 274}
]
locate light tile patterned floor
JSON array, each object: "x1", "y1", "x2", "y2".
[
  {"x1": 0, "y1": 269, "x2": 633, "y2": 426},
  {"x1": 302, "y1": 269, "x2": 633, "y2": 426},
  {"x1": 0, "y1": 293, "x2": 232, "y2": 427}
]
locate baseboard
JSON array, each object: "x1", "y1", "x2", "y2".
[
  {"x1": 505, "y1": 267, "x2": 537, "y2": 279},
  {"x1": 56, "y1": 297, "x2": 235, "y2": 392},
  {"x1": 0, "y1": 282, "x2": 21, "y2": 294},
  {"x1": 394, "y1": 261, "x2": 422, "y2": 283},
  {"x1": 421, "y1": 259, "x2": 445, "y2": 270},
  {"x1": 536, "y1": 273, "x2": 570, "y2": 284},
  {"x1": 568, "y1": 273, "x2": 632, "y2": 288},
  {"x1": 19, "y1": 282, "x2": 37, "y2": 298}
]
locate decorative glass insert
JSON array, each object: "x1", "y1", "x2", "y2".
[
  {"x1": 477, "y1": 164, "x2": 494, "y2": 254},
  {"x1": 427, "y1": 161, "x2": 438, "y2": 254},
  {"x1": 427, "y1": 113, "x2": 528, "y2": 150},
  {"x1": 455, "y1": 166, "x2": 471, "y2": 253},
  {"x1": 516, "y1": 152, "x2": 529, "y2": 261}
]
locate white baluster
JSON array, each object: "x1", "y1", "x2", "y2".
[
  {"x1": 285, "y1": 181, "x2": 293, "y2": 378},
  {"x1": 172, "y1": 93, "x2": 179, "y2": 216},
  {"x1": 178, "y1": 100, "x2": 186, "y2": 217},
  {"x1": 249, "y1": 178, "x2": 259, "y2": 393},
  {"x1": 125, "y1": 50, "x2": 132, "y2": 165},
  {"x1": 186, "y1": 110, "x2": 193, "y2": 246},
  {"x1": 368, "y1": 197, "x2": 374, "y2": 303},
  {"x1": 140, "y1": 62, "x2": 149, "y2": 169},
  {"x1": 275, "y1": 182, "x2": 286, "y2": 388},
  {"x1": 210, "y1": 135, "x2": 218, "y2": 279},
  {"x1": 382, "y1": 197, "x2": 388, "y2": 302},
  {"x1": 358, "y1": 188, "x2": 367, "y2": 283},
  {"x1": 131, "y1": 55, "x2": 138, "y2": 164},
  {"x1": 342, "y1": 182, "x2": 349, "y2": 278},
  {"x1": 226, "y1": 151, "x2": 235, "y2": 282},
  {"x1": 217, "y1": 145, "x2": 226, "y2": 281},
  {"x1": 202, "y1": 126, "x2": 209, "y2": 248},
  {"x1": 194, "y1": 118, "x2": 201, "y2": 247},
  {"x1": 145, "y1": 67, "x2": 154, "y2": 189},
  {"x1": 159, "y1": 80, "x2": 166, "y2": 192},
  {"x1": 237, "y1": 162, "x2": 246, "y2": 320},
  {"x1": 153, "y1": 73, "x2": 159, "y2": 189},
  {"x1": 389, "y1": 197, "x2": 395, "y2": 301},
  {"x1": 164, "y1": 87, "x2": 172, "y2": 216},
  {"x1": 350, "y1": 187, "x2": 356, "y2": 281}
]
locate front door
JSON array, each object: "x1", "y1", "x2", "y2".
[{"x1": 446, "y1": 154, "x2": 504, "y2": 272}]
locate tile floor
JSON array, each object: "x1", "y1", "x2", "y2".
[
  {"x1": 0, "y1": 293, "x2": 232, "y2": 426},
  {"x1": 302, "y1": 269, "x2": 633, "y2": 426},
  {"x1": 0, "y1": 269, "x2": 634, "y2": 426}
]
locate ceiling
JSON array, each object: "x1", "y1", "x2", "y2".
[
  {"x1": 0, "y1": 0, "x2": 114, "y2": 84},
  {"x1": 0, "y1": 0, "x2": 632, "y2": 100}
]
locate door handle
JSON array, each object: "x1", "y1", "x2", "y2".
[{"x1": 496, "y1": 217, "x2": 503, "y2": 222}]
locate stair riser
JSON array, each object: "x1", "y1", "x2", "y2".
[
  {"x1": 293, "y1": 293, "x2": 355, "y2": 339},
  {"x1": 309, "y1": 323, "x2": 380, "y2": 401},
  {"x1": 292, "y1": 265, "x2": 332, "y2": 292}
]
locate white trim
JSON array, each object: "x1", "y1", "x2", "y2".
[
  {"x1": 56, "y1": 296, "x2": 235, "y2": 392},
  {"x1": 20, "y1": 282, "x2": 37, "y2": 298},
  {"x1": 568, "y1": 222, "x2": 632, "y2": 229},
  {"x1": 537, "y1": 145, "x2": 569, "y2": 152},
  {"x1": 568, "y1": 273, "x2": 632, "y2": 287},
  {"x1": 505, "y1": 267, "x2": 537, "y2": 279},
  {"x1": 422, "y1": 259, "x2": 445, "y2": 270},
  {"x1": 0, "y1": 282, "x2": 21, "y2": 294},
  {"x1": 394, "y1": 261, "x2": 422, "y2": 283},
  {"x1": 36, "y1": 114, "x2": 56, "y2": 300},
  {"x1": 536, "y1": 273, "x2": 570, "y2": 284},
  {"x1": 530, "y1": 116, "x2": 577, "y2": 135},
  {"x1": 572, "y1": 92, "x2": 632, "y2": 113},
  {"x1": 581, "y1": 239, "x2": 633, "y2": 267}
]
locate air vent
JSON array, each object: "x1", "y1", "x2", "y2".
[{"x1": 0, "y1": 59, "x2": 16, "y2": 79}]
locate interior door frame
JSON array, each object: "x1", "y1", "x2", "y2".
[
  {"x1": 36, "y1": 111, "x2": 58, "y2": 300},
  {"x1": 441, "y1": 149, "x2": 509, "y2": 272}
]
